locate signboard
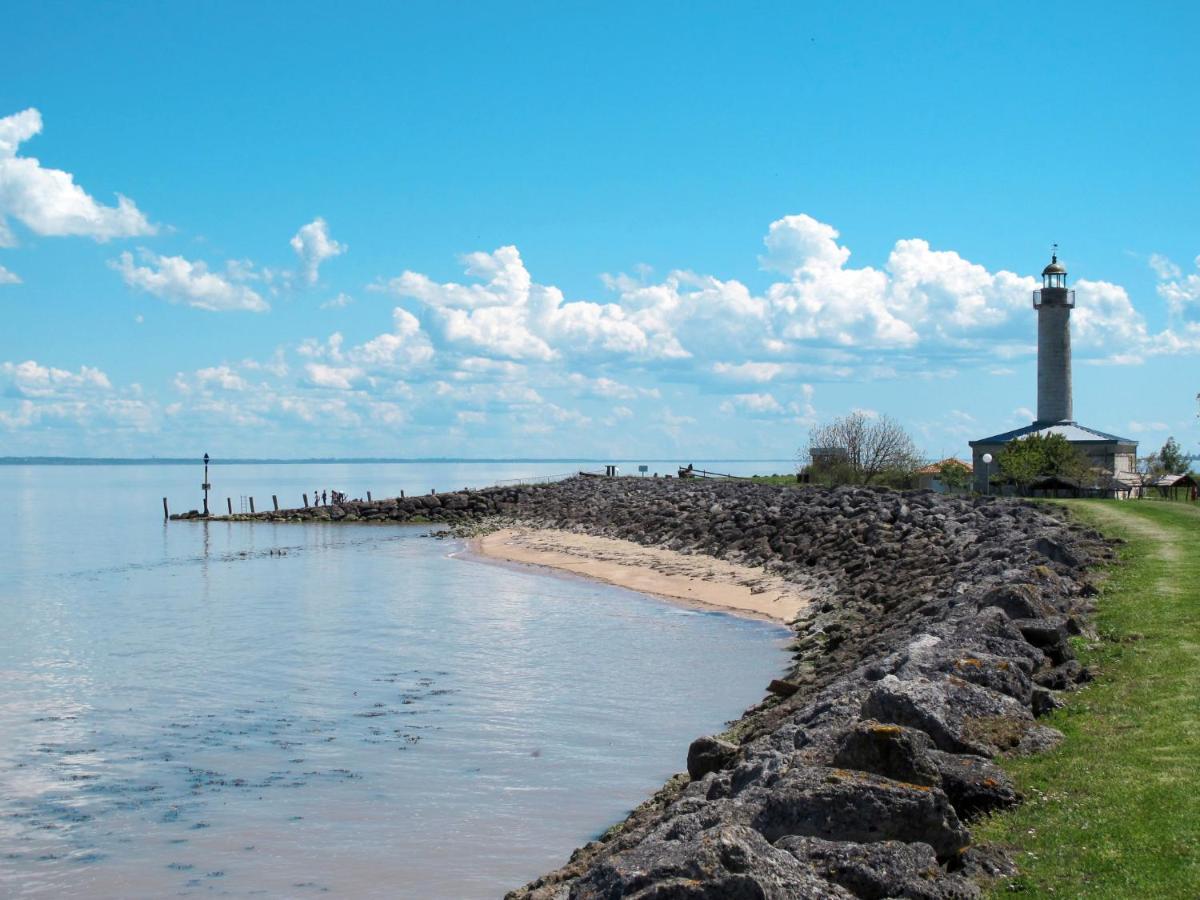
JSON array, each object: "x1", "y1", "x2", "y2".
[{"x1": 638, "y1": 465, "x2": 648, "y2": 474}]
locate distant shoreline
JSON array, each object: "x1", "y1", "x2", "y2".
[{"x1": 0, "y1": 457, "x2": 794, "y2": 467}]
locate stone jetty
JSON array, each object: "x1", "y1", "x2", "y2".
[{"x1": 192, "y1": 476, "x2": 1112, "y2": 896}]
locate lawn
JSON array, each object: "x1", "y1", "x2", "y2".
[
  {"x1": 746, "y1": 473, "x2": 803, "y2": 486},
  {"x1": 974, "y1": 500, "x2": 1200, "y2": 898}
]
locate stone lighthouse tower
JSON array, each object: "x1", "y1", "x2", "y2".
[
  {"x1": 1034, "y1": 251, "x2": 1074, "y2": 424},
  {"x1": 970, "y1": 249, "x2": 1139, "y2": 494}
]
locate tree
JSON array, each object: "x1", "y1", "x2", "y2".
[
  {"x1": 1136, "y1": 451, "x2": 1165, "y2": 490},
  {"x1": 1159, "y1": 436, "x2": 1190, "y2": 475},
  {"x1": 936, "y1": 459, "x2": 971, "y2": 492},
  {"x1": 803, "y1": 412, "x2": 919, "y2": 485},
  {"x1": 996, "y1": 437, "x2": 1045, "y2": 488},
  {"x1": 997, "y1": 433, "x2": 1091, "y2": 490}
]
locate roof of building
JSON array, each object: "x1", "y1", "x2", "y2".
[
  {"x1": 970, "y1": 420, "x2": 1137, "y2": 447},
  {"x1": 1031, "y1": 471, "x2": 1140, "y2": 492},
  {"x1": 916, "y1": 457, "x2": 972, "y2": 475},
  {"x1": 1042, "y1": 260, "x2": 1067, "y2": 275},
  {"x1": 1152, "y1": 473, "x2": 1198, "y2": 488}
]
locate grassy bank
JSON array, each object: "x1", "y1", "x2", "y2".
[
  {"x1": 975, "y1": 500, "x2": 1200, "y2": 897},
  {"x1": 746, "y1": 474, "x2": 801, "y2": 486}
]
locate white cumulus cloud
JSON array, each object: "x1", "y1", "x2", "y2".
[
  {"x1": 0, "y1": 108, "x2": 155, "y2": 246},
  {"x1": 718, "y1": 386, "x2": 816, "y2": 422},
  {"x1": 290, "y1": 217, "x2": 345, "y2": 284},
  {"x1": 348, "y1": 308, "x2": 435, "y2": 370},
  {"x1": 0, "y1": 264, "x2": 20, "y2": 284},
  {"x1": 374, "y1": 215, "x2": 1078, "y2": 377},
  {"x1": 303, "y1": 363, "x2": 365, "y2": 391},
  {"x1": 0, "y1": 358, "x2": 156, "y2": 435},
  {"x1": 1072, "y1": 279, "x2": 1149, "y2": 353},
  {"x1": 1, "y1": 359, "x2": 111, "y2": 397},
  {"x1": 111, "y1": 250, "x2": 269, "y2": 312},
  {"x1": 1154, "y1": 254, "x2": 1200, "y2": 318}
]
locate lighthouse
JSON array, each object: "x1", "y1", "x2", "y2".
[
  {"x1": 968, "y1": 249, "x2": 1138, "y2": 494},
  {"x1": 1034, "y1": 251, "x2": 1074, "y2": 424}
]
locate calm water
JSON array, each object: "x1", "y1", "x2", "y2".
[{"x1": 0, "y1": 463, "x2": 790, "y2": 898}]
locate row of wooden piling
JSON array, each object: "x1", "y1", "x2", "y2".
[{"x1": 163, "y1": 488, "x2": 434, "y2": 521}]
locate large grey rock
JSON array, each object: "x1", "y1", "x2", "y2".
[
  {"x1": 569, "y1": 819, "x2": 852, "y2": 900},
  {"x1": 776, "y1": 835, "x2": 981, "y2": 900},
  {"x1": 1033, "y1": 659, "x2": 1089, "y2": 690},
  {"x1": 861, "y1": 675, "x2": 1035, "y2": 758},
  {"x1": 886, "y1": 633, "x2": 1035, "y2": 706},
  {"x1": 978, "y1": 583, "x2": 1058, "y2": 620},
  {"x1": 1032, "y1": 536, "x2": 1082, "y2": 569},
  {"x1": 737, "y1": 766, "x2": 970, "y2": 861},
  {"x1": 687, "y1": 736, "x2": 739, "y2": 781},
  {"x1": 926, "y1": 751, "x2": 1021, "y2": 821},
  {"x1": 831, "y1": 721, "x2": 941, "y2": 787},
  {"x1": 1013, "y1": 617, "x2": 1073, "y2": 665}
]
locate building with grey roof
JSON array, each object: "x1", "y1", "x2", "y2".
[{"x1": 969, "y1": 253, "x2": 1138, "y2": 491}]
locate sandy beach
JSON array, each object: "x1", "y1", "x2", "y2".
[{"x1": 469, "y1": 527, "x2": 813, "y2": 624}]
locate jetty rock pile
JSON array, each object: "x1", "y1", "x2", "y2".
[
  {"x1": 225, "y1": 476, "x2": 1111, "y2": 897},
  {"x1": 492, "y1": 478, "x2": 1111, "y2": 899}
]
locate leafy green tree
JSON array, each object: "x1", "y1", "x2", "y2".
[
  {"x1": 997, "y1": 438, "x2": 1045, "y2": 488},
  {"x1": 937, "y1": 460, "x2": 971, "y2": 492},
  {"x1": 1042, "y1": 433, "x2": 1093, "y2": 480},
  {"x1": 1159, "y1": 436, "x2": 1190, "y2": 475},
  {"x1": 997, "y1": 433, "x2": 1091, "y2": 490}
]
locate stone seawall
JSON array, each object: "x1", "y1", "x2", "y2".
[{"x1": 196, "y1": 477, "x2": 1113, "y2": 897}]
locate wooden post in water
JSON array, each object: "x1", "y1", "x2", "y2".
[
  {"x1": 227, "y1": 497, "x2": 233, "y2": 516},
  {"x1": 272, "y1": 495, "x2": 279, "y2": 511},
  {"x1": 367, "y1": 491, "x2": 372, "y2": 502},
  {"x1": 163, "y1": 497, "x2": 169, "y2": 521},
  {"x1": 249, "y1": 497, "x2": 256, "y2": 514},
  {"x1": 303, "y1": 493, "x2": 309, "y2": 507},
  {"x1": 400, "y1": 490, "x2": 405, "y2": 498}
]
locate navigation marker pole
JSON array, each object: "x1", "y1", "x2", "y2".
[{"x1": 202, "y1": 452, "x2": 211, "y2": 517}]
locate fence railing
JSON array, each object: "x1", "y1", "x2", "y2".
[{"x1": 491, "y1": 471, "x2": 583, "y2": 487}]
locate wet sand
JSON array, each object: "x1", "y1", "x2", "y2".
[{"x1": 469, "y1": 528, "x2": 812, "y2": 624}]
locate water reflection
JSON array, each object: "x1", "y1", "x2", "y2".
[{"x1": 0, "y1": 464, "x2": 790, "y2": 898}]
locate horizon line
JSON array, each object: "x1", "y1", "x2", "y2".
[{"x1": 0, "y1": 456, "x2": 799, "y2": 466}]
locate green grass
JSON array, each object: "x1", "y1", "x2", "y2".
[
  {"x1": 974, "y1": 500, "x2": 1200, "y2": 898},
  {"x1": 746, "y1": 474, "x2": 803, "y2": 486}
]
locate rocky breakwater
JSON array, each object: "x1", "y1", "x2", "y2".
[
  {"x1": 496, "y1": 478, "x2": 1110, "y2": 899},
  {"x1": 217, "y1": 477, "x2": 1112, "y2": 897}
]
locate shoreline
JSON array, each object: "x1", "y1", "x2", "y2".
[
  {"x1": 176, "y1": 475, "x2": 1113, "y2": 896},
  {"x1": 465, "y1": 527, "x2": 813, "y2": 625}
]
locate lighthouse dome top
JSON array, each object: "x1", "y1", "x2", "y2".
[{"x1": 1042, "y1": 255, "x2": 1066, "y2": 276}]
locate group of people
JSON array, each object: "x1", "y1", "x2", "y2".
[{"x1": 311, "y1": 489, "x2": 348, "y2": 507}]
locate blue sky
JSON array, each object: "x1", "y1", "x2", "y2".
[{"x1": 2, "y1": 1, "x2": 1197, "y2": 461}]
